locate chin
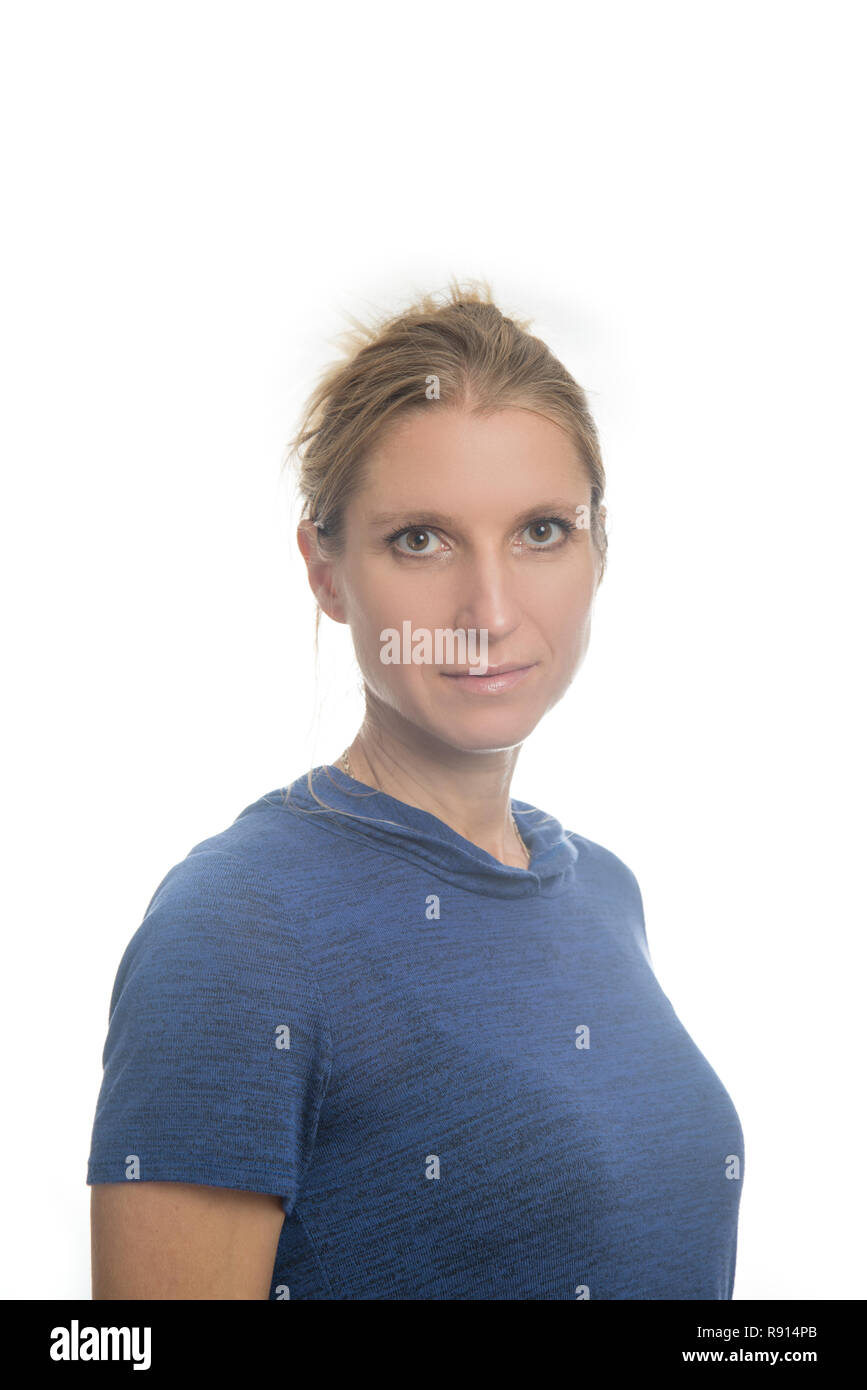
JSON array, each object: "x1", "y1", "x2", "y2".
[{"x1": 423, "y1": 711, "x2": 544, "y2": 755}]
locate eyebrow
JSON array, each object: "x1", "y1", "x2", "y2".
[{"x1": 367, "y1": 499, "x2": 585, "y2": 530}]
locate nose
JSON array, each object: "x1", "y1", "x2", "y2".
[{"x1": 452, "y1": 544, "x2": 522, "y2": 645}]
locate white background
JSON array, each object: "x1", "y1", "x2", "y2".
[{"x1": 2, "y1": 0, "x2": 864, "y2": 1300}]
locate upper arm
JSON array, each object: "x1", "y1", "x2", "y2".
[
  {"x1": 91, "y1": 1180, "x2": 286, "y2": 1300},
  {"x1": 86, "y1": 851, "x2": 333, "y2": 1299}
]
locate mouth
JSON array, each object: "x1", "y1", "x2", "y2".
[
  {"x1": 441, "y1": 662, "x2": 537, "y2": 694},
  {"x1": 444, "y1": 662, "x2": 533, "y2": 677}
]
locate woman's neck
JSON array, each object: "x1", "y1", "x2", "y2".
[{"x1": 339, "y1": 724, "x2": 528, "y2": 869}]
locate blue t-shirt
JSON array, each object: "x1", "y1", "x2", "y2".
[{"x1": 87, "y1": 765, "x2": 744, "y2": 1300}]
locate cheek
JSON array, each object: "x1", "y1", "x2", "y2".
[
  {"x1": 541, "y1": 571, "x2": 595, "y2": 640},
  {"x1": 353, "y1": 633, "x2": 435, "y2": 721},
  {"x1": 347, "y1": 568, "x2": 440, "y2": 658},
  {"x1": 556, "y1": 617, "x2": 591, "y2": 674},
  {"x1": 344, "y1": 572, "x2": 391, "y2": 638},
  {"x1": 344, "y1": 582, "x2": 429, "y2": 703}
]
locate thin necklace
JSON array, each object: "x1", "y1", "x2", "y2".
[{"x1": 339, "y1": 746, "x2": 531, "y2": 866}]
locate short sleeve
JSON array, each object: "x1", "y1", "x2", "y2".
[{"x1": 86, "y1": 849, "x2": 333, "y2": 1210}]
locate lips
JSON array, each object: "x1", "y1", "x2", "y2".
[
  {"x1": 440, "y1": 663, "x2": 537, "y2": 694},
  {"x1": 444, "y1": 663, "x2": 532, "y2": 677}
]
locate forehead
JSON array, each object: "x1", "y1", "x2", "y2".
[{"x1": 359, "y1": 406, "x2": 587, "y2": 505}]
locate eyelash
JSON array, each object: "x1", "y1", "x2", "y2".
[{"x1": 385, "y1": 513, "x2": 580, "y2": 558}]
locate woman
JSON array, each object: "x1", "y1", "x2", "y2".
[{"x1": 87, "y1": 280, "x2": 744, "y2": 1300}]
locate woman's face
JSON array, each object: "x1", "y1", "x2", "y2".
[{"x1": 316, "y1": 405, "x2": 602, "y2": 755}]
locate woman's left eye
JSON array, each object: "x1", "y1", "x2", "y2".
[{"x1": 521, "y1": 518, "x2": 571, "y2": 548}]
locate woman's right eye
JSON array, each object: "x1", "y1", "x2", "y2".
[{"x1": 391, "y1": 527, "x2": 443, "y2": 556}]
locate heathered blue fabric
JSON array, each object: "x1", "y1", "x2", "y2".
[{"x1": 87, "y1": 764, "x2": 744, "y2": 1300}]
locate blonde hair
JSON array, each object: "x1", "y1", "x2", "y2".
[{"x1": 281, "y1": 276, "x2": 607, "y2": 824}]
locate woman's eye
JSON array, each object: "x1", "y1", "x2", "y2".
[
  {"x1": 393, "y1": 528, "x2": 442, "y2": 556},
  {"x1": 522, "y1": 519, "x2": 566, "y2": 548}
]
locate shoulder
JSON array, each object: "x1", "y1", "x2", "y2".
[
  {"x1": 144, "y1": 844, "x2": 284, "y2": 925},
  {"x1": 107, "y1": 845, "x2": 327, "y2": 1031},
  {"x1": 564, "y1": 829, "x2": 651, "y2": 962},
  {"x1": 169, "y1": 785, "x2": 352, "y2": 899},
  {"x1": 564, "y1": 829, "x2": 642, "y2": 898}
]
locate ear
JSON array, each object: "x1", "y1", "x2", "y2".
[
  {"x1": 593, "y1": 504, "x2": 607, "y2": 594},
  {"x1": 296, "y1": 520, "x2": 348, "y2": 624}
]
